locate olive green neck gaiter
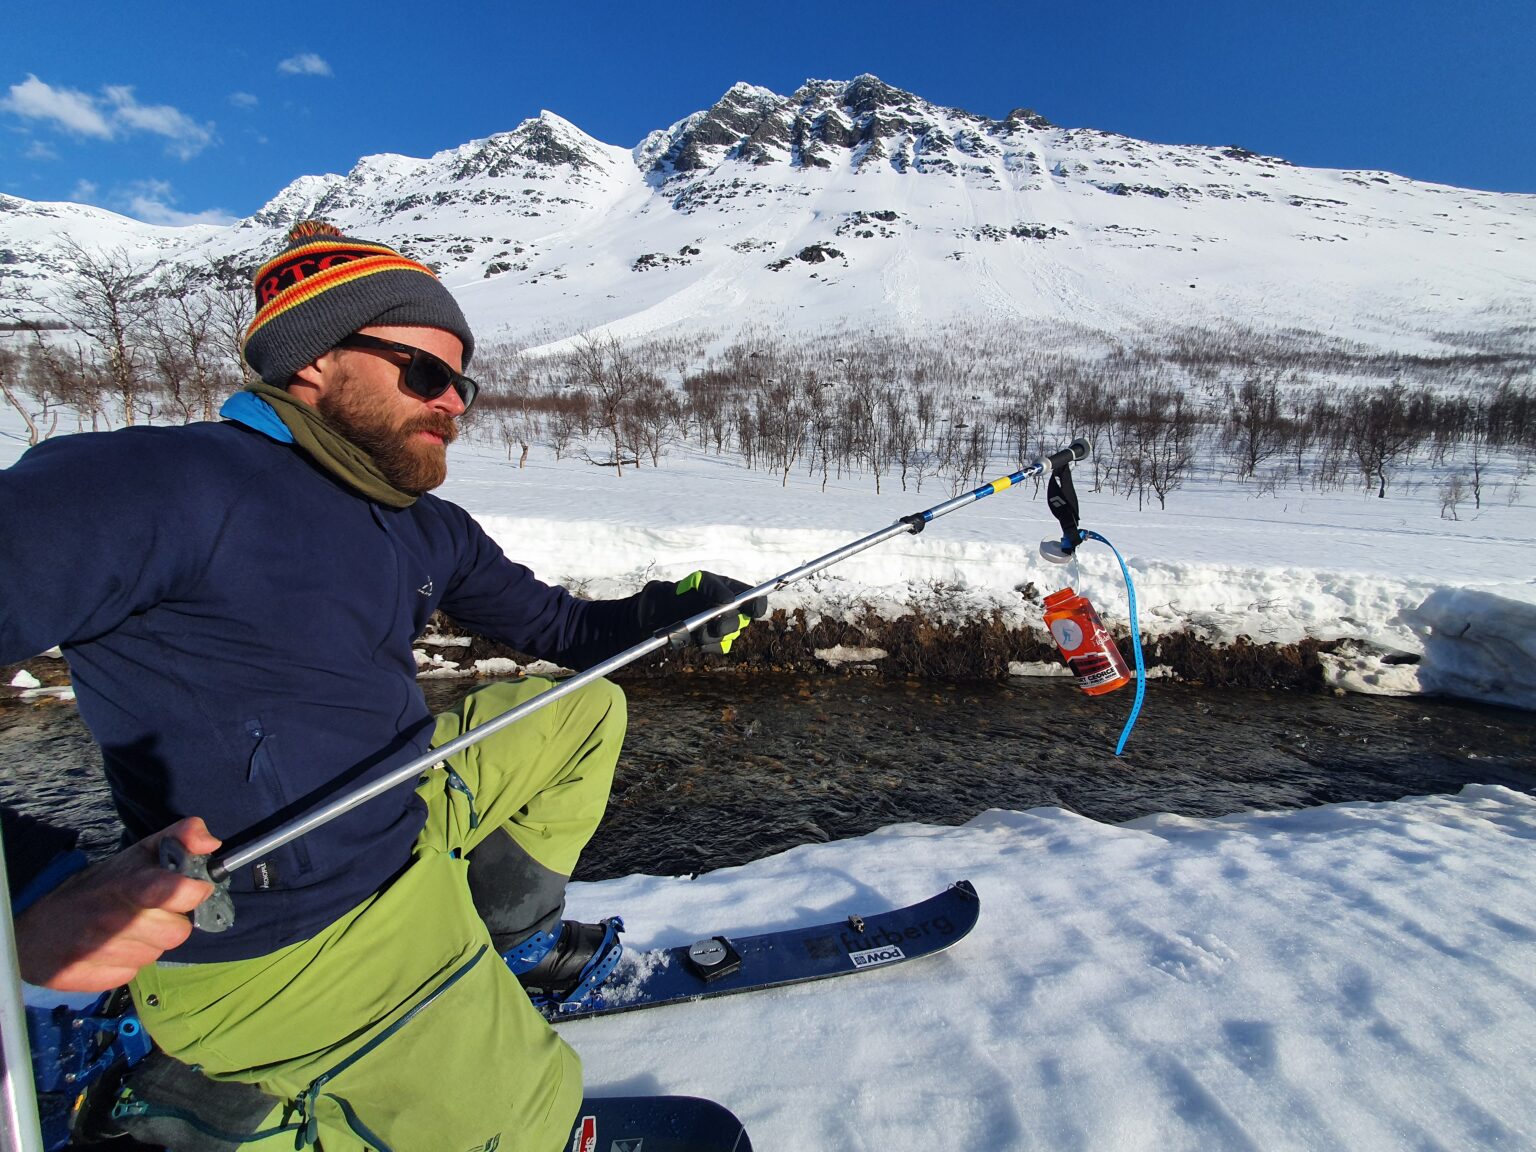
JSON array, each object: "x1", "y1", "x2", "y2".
[{"x1": 248, "y1": 383, "x2": 416, "y2": 509}]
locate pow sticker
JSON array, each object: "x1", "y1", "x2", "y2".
[
  {"x1": 571, "y1": 1116, "x2": 597, "y2": 1152},
  {"x1": 850, "y1": 944, "x2": 907, "y2": 969}
]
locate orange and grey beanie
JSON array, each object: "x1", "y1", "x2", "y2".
[{"x1": 242, "y1": 221, "x2": 474, "y2": 386}]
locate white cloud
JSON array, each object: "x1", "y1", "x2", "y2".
[
  {"x1": 229, "y1": 91, "x2": 259, "y2": 108},
  {"x1": 102, "y1": 85, "x2": 215, "y2": 159},
  {"x1": 277, "y1": 53, "x2": 332, "y2": 77},
  {"x1": 116, "y1": 178, "x2": 235, "y2": 227},
  {"x1": 1, "y1": 75, "x2": 113, "y2": 138},
  {"x1": 0, "y1": 75, "x2": 215, "y2": 159},
  {"x1": 24, "y1": 139, "x2": 59, "y2": 161},
  {"x1": 61, "y1": 175, "x2": 232, "y2": 226}
]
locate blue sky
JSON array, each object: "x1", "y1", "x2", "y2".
[{"x1": 3, "y1": 0, "x2": 1532, "y2": 225}]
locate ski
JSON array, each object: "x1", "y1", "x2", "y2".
[
  {"x1": 21, "y1": 884, "x2": 976, "y2": 1149},
  {"x1": 40, "y1": 1093, "x2": 751, "y2": 1152},
  {"x1": 546, "y1": 880, "x2": 979, "y2": 1022},
  {"x1": 567, "y1": 1095, "x2": 751, "y2": 1152}
]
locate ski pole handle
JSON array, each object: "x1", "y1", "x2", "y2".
[
  {"x1": 1047, "y1": 438, "x2": 1091, "y2": 473},
  {"x1": 160, "y1": 837, "x2": 236, "y2": 933}
]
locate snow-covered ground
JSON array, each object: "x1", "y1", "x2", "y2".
[
  {"x1": 442, "y1": 433, "x2": 1536, "y2": 710},
  {"x1": 4, "y1": 407, "x2": 1535, "y2": 710},
  {"x1": 6, "y1": 390, "x2": 1535, "y2": 1150},
  {"x1": 24, "y1": 785, "x2": 1533, "y2": 1149},
  {"x1": 565, "y1": 784, "x2": 1536, "y2": 1150}
]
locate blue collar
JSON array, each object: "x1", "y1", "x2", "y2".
[{"x1": 220, "y1": 391, "x2": 294, "y2": 444}]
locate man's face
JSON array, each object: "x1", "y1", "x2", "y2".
[{"x1": 315, "y1": 325, "x2": 466, "y2": 494}]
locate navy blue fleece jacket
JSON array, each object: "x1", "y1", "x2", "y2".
[{"x1": 0, "y1": 407, "x2": 651, "y2": 961}]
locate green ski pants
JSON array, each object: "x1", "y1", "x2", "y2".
[{"x1": 129, "y1": 676, "x2": 626, "y2": 1152}]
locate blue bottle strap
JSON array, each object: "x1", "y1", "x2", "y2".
[{"x1": 1079, "y1": 530, "x2": 1145, "y2": 757}]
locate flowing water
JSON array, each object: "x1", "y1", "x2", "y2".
[{"x1": 3, "y1": 678, "x2": 1533, "y2": 880}]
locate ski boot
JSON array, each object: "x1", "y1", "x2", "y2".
[{"x1": 504, "y1": 917, "x2": 624, "y2": 1016}]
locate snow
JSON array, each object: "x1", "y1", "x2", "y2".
[
  {"x1": 813, "y1": 644, "x2": 890, "y2": 668},
  {"x1": 6, "y1": 77, "x2": 1534, "y2": 348},
  {"x1": 4, "y1": 408, "x2": 1534, "y2": 710},
  {"x1": 1406, "y1": 585, "x2": 1536, "y2": 709},
  {"x1": 19, "y1": 786, "x2": 1536, "y2": 1148},
  {"x1": 438, "y1": 434, "x2": 1536, "y2": 711},
  {"x1": 3, "y1": 74, "x2": 1534, "y2": 1148},
  {"x1": 562, "y1": 785, "x2": 1536, "y2": 1150}
]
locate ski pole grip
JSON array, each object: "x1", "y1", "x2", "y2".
[
  {"x1": 1047, "y1": 439, "x2": 1091, "y2": 472},
  {"x1": 160, "y1": 837, "x2": 236, "y2": 934}
]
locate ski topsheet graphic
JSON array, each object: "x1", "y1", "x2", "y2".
[
  {"x1": 567, "y1": 1095, "x2": 751, "y2": 1152},
  {"x1": 548, "y1": 880, "x2": 979, "y2": 1021}
]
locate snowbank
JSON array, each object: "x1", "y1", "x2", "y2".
[
  {"x1": 1408, "y1": 584, "x2": 1536, "y2": 710},
  {"x1": 565, "y1": 785, "x2": 1536, "y2": 1150},
  {"x1": 4, "y1": 410, "x2": 1534, "y2": 709},
  {"x1": 452, "y1": 442, "x2": 1536, "y2": 710}
]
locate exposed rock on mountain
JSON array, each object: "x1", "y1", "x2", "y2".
[{"x1": 1, "y1": 76, "x2": 1531, "y2": 353}]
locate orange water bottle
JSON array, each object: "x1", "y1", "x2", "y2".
[{"x1": 1042, "y1": 587, "x2": 1131, "y2": 695}]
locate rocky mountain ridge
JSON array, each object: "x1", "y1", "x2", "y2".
[{"x1": 2, "y1": 75, "x2": 1532, "y2": 352}]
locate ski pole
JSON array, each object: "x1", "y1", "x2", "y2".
[
  {"x1": 0, "y1": 828, "x2": 47, "y2": 1152},
  {"x1": 198, "y1": 439, "x2": 1091, "y2": 910}
]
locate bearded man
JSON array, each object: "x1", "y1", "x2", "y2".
[{"x1": 0, "y1": 222, "x2": 763, "y2": 1150}]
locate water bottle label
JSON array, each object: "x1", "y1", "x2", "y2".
[
  {"x1": 1069, "y1": 653, "x2": 1124, "y2": 688},
  {"x1": 1050, "y1": 618, "x2": 1085, "y2": 651}
]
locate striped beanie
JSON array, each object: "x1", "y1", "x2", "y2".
[{"x1": 243, "y1": 221, "x2": 474, "y2": 386}]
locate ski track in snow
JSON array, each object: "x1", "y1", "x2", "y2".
[{"x1": 880, "y1": 241, "x2": 924, "y2": 332}]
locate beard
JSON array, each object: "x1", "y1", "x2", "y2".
[{"x1": 317, "y1": 373, "x2": 458, "y2": 494}]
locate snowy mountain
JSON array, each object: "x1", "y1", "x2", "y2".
[{"x1": 2, "y1": 75, "x2": 1533, "y2": 353}]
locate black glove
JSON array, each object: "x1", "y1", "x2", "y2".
[{"x1": 637, "y1": 571, "x2": 768, "y2": 654}]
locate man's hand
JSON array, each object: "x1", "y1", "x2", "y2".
[
  {"x1": 670, "y1": 571, "x2": 768, "y2": 654},
  {"x1": 15, "y1": 817, "x2": 221, "y2": 992}
]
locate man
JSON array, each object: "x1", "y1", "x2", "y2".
[{"x1": 0, "y1": 221, "x2": 764, "y2": 1150}]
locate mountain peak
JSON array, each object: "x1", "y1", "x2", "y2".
[
  {"x1": 640, "y1": 74, "x2": 1008, "y2": 177},
  {"x1": 723, "y1": 81, "x2": 782, "y2": 104},
  {"x1": 4, "y1": 74, "x2": 1526, "y2": 356},
  {"x1": 642, "y1": 83, "x2": 796, "y2": 175},
  {"x1": 840, "y1": 74, "x2": 922, "y2": 116},
  {"x1": 440, "y1": 112, "x2": 614, "y2": 182}
]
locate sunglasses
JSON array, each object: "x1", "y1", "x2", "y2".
[{"x1": 334, "y1": 334, "x2": 479, "y2": 412}]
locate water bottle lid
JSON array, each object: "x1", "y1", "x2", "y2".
[{"x1": 1039, "y1": 539, "x2": 1075, "y2": 564}]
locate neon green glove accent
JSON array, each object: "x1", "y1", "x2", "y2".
[{"x1": 674, "y1": 571, "x2": 767, "y2": 655}]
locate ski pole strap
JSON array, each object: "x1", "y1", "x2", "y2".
[
  {"x1": 1046, "y1": 466, "x2": 1082, "y2": 554},
  {"x1": 1080, "y1": 531, "x2": 1145, "y2": 756}
]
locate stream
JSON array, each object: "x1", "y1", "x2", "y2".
[{"x1": 3, "y1": 677, "x2": 1532, "y2": 880}]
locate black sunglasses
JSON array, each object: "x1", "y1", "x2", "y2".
[{"x1": 334, "y1": 334, "x2": 479, "y2": 411}]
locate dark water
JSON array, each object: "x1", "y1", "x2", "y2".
[{"x1": 5, "y1": 678, "x2": 1533, "y2": 879}]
